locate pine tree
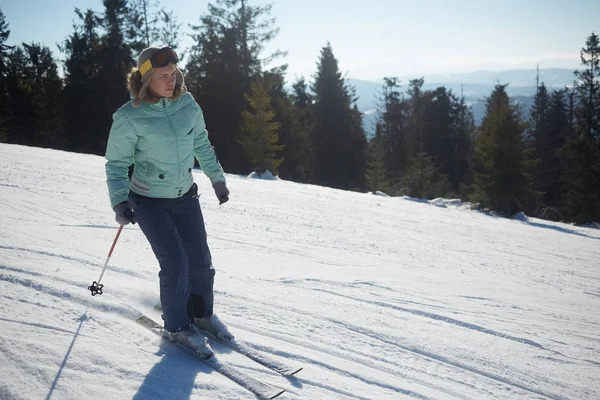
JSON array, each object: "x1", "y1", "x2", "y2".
[
  {"x1": 372, "y1": 77, "x2": 473, "y2": 198},
  {"x1": 60, "y1": 2, "x2": 133, "y2": 154},
  {"x1": 574, "y1": 32, "x2": 600, "y2": 140},
  {"x1": 347, "y1": 102, "x2": 368, "y2": 190},
  {"x1": 4, "y1": 43, "x2": 64, "y2": 147},
  {"x1": 376, "y1": 77, "x2": 406, "y2": 183},
  {"x1": 4, "y1": 47, "x2": 34, "y2": 144},
  {"x1": 69, "y1": 0, "x2": 136, "y2": 155},
  {"x1": 60, "y1": 8, "x2": 103, "y2": 152},
  {"x1": 365, "y1": 135, "x2": 390, "y2": 193},
  {"x1": 239, "y1": 80, "x2": 283, "y2": 175},
  {"x1": 560, "y1": 138, "x2": 600, "y2": 223},
  {"x1": 157, "y1": 9, "x2": 182, "y2": 50},
  {"x1": 528, "y1": 81, "x2": 551, "y2": 155},
  {"x1": 398, "y1": 78, "x2": 452, "y2": 198},
  {"x1": 425, "y1": 86, "x2": 473, "y2": 196},
  {"x1": 452, "y1": 87, "x2": 475, "y2": 196},
  {"x1": 186, "y1": 0, "x2": 284, "y2": 173},
  {"x1": 0, "y1": 8, "x2": 11, "y2": 77},
  {"x1": 264, "y1": 69, "x2": 305, "y2": 181},
  {"x1": 558, "y1": 32, "x2": 600, "y2": 224},
  {"x1": 310, "y1": 43, "x2": 367, "y2": 190},
  {"x1": 23, "y1": 44, "x2": 63, "y2": 147},
  {"x1": 285, "y1": 77, "x2": 313, "y2": 182},
  {"x1": 0, "y1": 8, "x2": 13, "y2": 142},
  {"x1": 565, "y1": 86, "x2": 576, "y2": 140},
  {"x1": 401, "y1": 150, "x2": 443, "y2": 199},
  {"x1": 424, "y1": 87, "x2": 453, "y2": 168},
  {"x1": 100, "y1": 1, "x2": 136, "y2": 102},
  {"x1": 126, "y1": 2, "x2": 180, "y2": 54},
  {"x1": 527, "y1": 81, "x2": 552, "y2": 209},
  {"x1": 405, "y1": 78, "x2": 428, "y2": 157},
  {"x1": 472, "y1": 85, "x2": 537, "y2": 216},
  {"x1": 537, "y1": 89, "x2": 570, "y2": 218},
  {"x1": 127, "y1": 0, "x2": 160, "y2": 52},
  {"x1": 547, "y1": 90, "x2": 570, "y2": 149}
]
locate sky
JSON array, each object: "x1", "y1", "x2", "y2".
[
  {"x1": 1, "y1": 142, "x2": 599, "y2": 399},
  {"x1": 3, "y1": 0, "x2": 600, "y2": 81}
]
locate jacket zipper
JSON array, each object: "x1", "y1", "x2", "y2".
[{"x1": 163, "y1": 98, "x2": 183, "y2": 196}]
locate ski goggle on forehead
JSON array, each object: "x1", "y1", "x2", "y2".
[{"x1": 139, "y1": 47, "x2": 179, "y2": 77}]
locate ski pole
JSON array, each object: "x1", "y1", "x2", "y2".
[{"x1": 88, "y1": 225, "x2": 123, "y2": 296}]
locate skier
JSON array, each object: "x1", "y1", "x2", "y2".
[{"x1": 104, "y1": 46, "x2": 233, "y2": 356}]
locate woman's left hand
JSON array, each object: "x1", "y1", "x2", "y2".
[{"x1": 212, "y1": 181, "x2": 229, "y2": 205}]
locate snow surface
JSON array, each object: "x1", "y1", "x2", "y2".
[{"x1": 0, "y1": 143, "x2": 599, "y2": 400}]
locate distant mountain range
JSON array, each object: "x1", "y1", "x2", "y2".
[
  {"x1": 348, "y1": 68, "x2": 579, "y2": 137},
  {"x1": 401, "y1": 68, "x2": 578, "y2": 88}
]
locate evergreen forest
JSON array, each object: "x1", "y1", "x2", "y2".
[{"x1": 1, "y1": 2, "x2": 599, "y2": 224}]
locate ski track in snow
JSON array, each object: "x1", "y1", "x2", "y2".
[
  {"x1": 226, "y1": 327, "x2": 475, "y2": 400},
  {"x1": 1, "y1": 143, "x2": 599, "y2": 400},
  {"x1": 297, "y1": 285, "x2": 546, "y2": 348},
  {"x1": 0, "y1": 244, "x2": 150, "y2": 280},
  {"x1": 214, "y1": 288, "x2": 571, "y2": 400}
]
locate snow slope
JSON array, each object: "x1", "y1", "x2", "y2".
[{"x1": 0, "y1": 143, "x2": 598, "y2": 400}]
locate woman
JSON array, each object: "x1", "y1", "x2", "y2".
[{"x1": 105, "y1": 46, "x2": 232, "y2": 357}]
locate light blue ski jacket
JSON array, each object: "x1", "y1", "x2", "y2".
[{"x1": 105, "y1": 93, "x2": 225, "y2": 208}]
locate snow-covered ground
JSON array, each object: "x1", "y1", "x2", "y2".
[{"x1": 0, "y1": 143, "x2": 598, "y2": 400}]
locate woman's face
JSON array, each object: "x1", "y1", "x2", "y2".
[{"x1": 149, "y1": 64, "x2": 177, "y2": 98}]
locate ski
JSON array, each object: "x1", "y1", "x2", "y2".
[
  {"x1": 199, "y1": 328, "x2": 303, "y2": 377},
  {"x1": 137, "y1": 315, "x2": 285, "y2": 400},
  {"x1": 154, "y1": 304, "x2": 303, "y2": 376}
]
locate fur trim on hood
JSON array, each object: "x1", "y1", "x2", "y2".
[{"x1": 126, "y1": 67, "x2": 187, "y2": 108}]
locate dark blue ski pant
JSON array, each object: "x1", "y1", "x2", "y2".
[{"x1": 130, "y1": 183, "x2": 215, "y2": 332}]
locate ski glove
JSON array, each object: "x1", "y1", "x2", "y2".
[
  {"x1": 213, "y1": 181, "x2": 229, "y2": 205},
  {"x1": 114, "y1": 201, "x2": 136, "y2": 226}
]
